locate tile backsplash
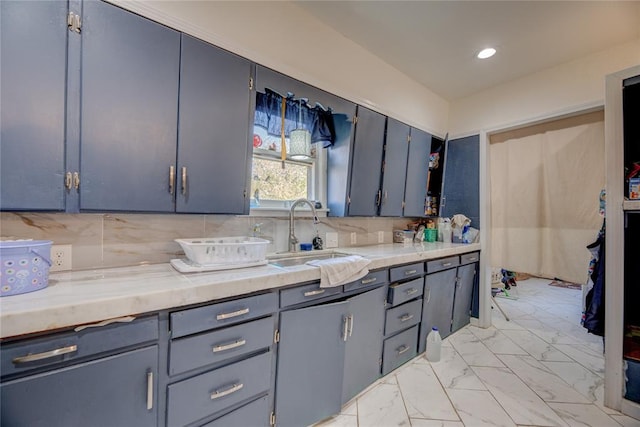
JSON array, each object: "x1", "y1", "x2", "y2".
[{"x1": 1, "y1": 212, "x2": 414, "y2": 271}]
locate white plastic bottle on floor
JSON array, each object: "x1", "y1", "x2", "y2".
[{"x1": 426, "y1": 327, "x2": 442, "y2": 362}]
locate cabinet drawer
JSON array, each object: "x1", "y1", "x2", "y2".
[
  {"x1": 426, "y1": 256, "x2": 459, "y2": 273},
  {"x1": 390, "y1": 262, "x2": 424, "y2": 282},
  {"x1": 1, "y1": 315, "x2": 158, "y2": 379},
  {"x1": 167, "y1": 352, "x2": 272, "y2": 427},
  {"x1": 382, "y1": 325, "x2": 418, "y2": 375},
  {"x1": 171, "y1": 292, "x2": 278, "y2": 339},
  {"x1": 385, "y1": 299, "x2": 422, "y2": 336},
  {"x1": 460, "y1": 251, "x2": 480, "y2": 265},
  {"x1": 344, "y1": 269, "x2": 389, "y2": 292},
  {"x1": 387, "y1": 277, "x2": 424, "y2": 307},
  {"x1": 202, "y1": 395, "x2": 270, "y2": 427},
  {"x1": 280, "y1": 282, "x2": 342, "y2": 308},
  {"x1": 169, "y1": 316, "x2": 275, "y2": 376}
]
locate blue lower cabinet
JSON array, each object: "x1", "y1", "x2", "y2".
[
  {"x1": 382, "y1": 325, "x2": 419, "y2": 375},
  {"x1": 1, "y1": 346, "x2": 158, "y2": 427},
  {"x1": 202, "y1": 395, "x2": 270, "y2": 427}
]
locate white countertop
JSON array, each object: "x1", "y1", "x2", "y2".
[{"x1": 0, "y1": 242, "x2": 480, "y2": 339}]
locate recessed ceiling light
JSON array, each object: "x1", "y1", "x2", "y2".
[{"x1": 477, "y1": 48, "x2": 496, "y2": 59}]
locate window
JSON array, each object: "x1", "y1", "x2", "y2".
[{"x1": 250, "y1": 89, "x2": 334, "y2": 212}]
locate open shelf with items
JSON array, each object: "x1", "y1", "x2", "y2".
[
  {"x1": 624, "y1": 75, "x2": 640, "y2": 201},
  {"x1": 425, "y1": 136, "x2": 446, "y2": 217}
]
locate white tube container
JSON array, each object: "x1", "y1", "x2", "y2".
[{"x1": 426, "y1": 327, "x2": 442, "y2": 362}]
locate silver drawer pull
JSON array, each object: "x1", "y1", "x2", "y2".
[
  {"x1": 467, "y1": 257, "x2": 478, "y2": 262},
  {"x1": 396, "y1": 345, "x2": 410, "y2": 355},
  {"x1": 405, "y1": 288, "x2": 418, "y2": 295},
  {"x1": 212, "y1": 339, "x2": 247, "y2": 353},
  {"x1": 210, "y1": 383, "x2": 244, "y2": 400},
  {"x1": 361, "y1": 277, "x2": 377, "y2": 284},
  {"x1": 146, "y1": 370, "x2": 154, "y2": 410},
  {"x1": 13, "y1": 344, "x2": 78, "y2": 364},
  {"x1": 442, "y1": 262, "x2": 453, "y2": 267},
  {"x1": 404, "y1": 269, "x2": 417, "y2": 276},
  {"x1": 216, "y1": 308, "x2": 249, "y2": 321},
  {"x1": 304, "y1": 289, "x2": 326, "y2": 297},
  {"x1": 399, "y1": 314, "x2": 414, "y2": 322}
]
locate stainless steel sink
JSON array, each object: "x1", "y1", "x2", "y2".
[{"x1": 268, "y1": 252, "x2": 351, "y2": 267}]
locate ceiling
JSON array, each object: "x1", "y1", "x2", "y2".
[{"x1": 294, "y1": 1, "x2": 640, "y2": 101}]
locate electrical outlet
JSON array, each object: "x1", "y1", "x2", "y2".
[
  {"x1": 50, "y1": 244, "x2": 72, "y2": 271},
  {"x1": 325, "y1": 232, "x2": 338, "y2": 248},
  {"x1": 378, "y1": 231, "x2": 385, "y2": 243},
  {"x1": 350, "y1": 232, "x2": 357, "y2": 245}
]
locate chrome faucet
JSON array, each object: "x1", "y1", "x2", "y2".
[{"x1": 289, "y1": 198, "x2": 319, "y2": 252}]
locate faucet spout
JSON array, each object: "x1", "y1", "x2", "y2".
[{"x1": 288, "y1": 198, "x2": 319, "y2": 252}]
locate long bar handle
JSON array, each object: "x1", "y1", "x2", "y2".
[
  {"x1": 405, "y1": 288, "x2": 418, "y2": 295},
  {"x1": 342, "y1": 316, "x2": 349, "y2": 342},
  {"x1": 13, "y1": 344, "x2": 78, "y2": 364},
  {"x1": 348, "y1": 315, "x2": 354, "y2": 337},
  {"x1": 399, "y1": 314, "x2": 414, "y2": 322},
  {"x1": 210, "y1": 383, "x2": 244, "y2": 400},
  {"x1": 304, "y1": 289, "x2": 326, "y2": 297},
  {"x1": 216, "y1": 308, "x2": 249, "y2": 320},
  {"x1": 361, "y1": 277, "x2": 377, "y2": 285},
  {"x1": 73, "y1": 172, "x2": 80, "y2": 190},
  {"x1": 467, "y1": 257, "x2": 478, "y2": 262},
  {"x1": 397, "y1": 345, "x2": 410, "y2": 355},
  {"x1": 442, "y1": 262, "x2": 453, "y2": 267},
  {"x1": 169, "y1": 166, "x2": 175, "y2": 195},
  {"x1": 376, "y1": 190, "x2": 381, "y2": 206},
  {"x1": 404, "y1": 269, "x2": 417, "y2": 276},
  {"x1": 212, "y1": 339, "x2": 246, "y2": 353},
  {"x1": 146, "y1": 370, "x2": 153, "y2": 410},
  {"x1": 181, "y1": 167, "x2": 187, "y2": 196},
  {"x1": 426, "y1": 288, "x2": 431, "y2": 303},
  {"x1": 65, "y1": 172, "x2": 73, "y2": 190}
]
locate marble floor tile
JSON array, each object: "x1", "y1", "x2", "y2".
[
  {"x1": 429, "y1": 346, "x2": 487, "y2": 390},
  {"x1": 497, "y1": 354, "x2": 591, "y2": 403},
  {"x1": 409, "y1": 420, "x2": 464, "y2": 427},
  {"x1": 340, "y1": 399, "x2": 357, "y2": 416},
  {"x1": 472, "y1": 366, "x2": 568, "y2": 426},
  {"x1": 396, "y1": 362, "x2": 459, "y2": 421},
  {"x1": 512, "y1": 318, "x2": 582, "y2": 345},
  {"x1": 446, "y1": 389, "x2": 517, "y2": 427},
  {"x1": 541, "y1": 361, "x2": 605, "y2": 404},
  {"x1": 611, "y1": 414, "x2": 640, "y2": 426},
  {"x1": 448, "y1": 329, "x2": 505, "y2": 367},
  {"x1": 314, "y1": 414, "x2": 358, "y2": 427},
  {"x1": 501, "y1": 329, "x2": 573, "y2": 362},
  {"x1": 490, "y1": 309, "x2": 527, "y2": 330},
  {"x1": 467, "y1": 325, "x2": 529, "y2": 355},
  {"x1": 548, "y1": 402, "x2": 621, "y2": 427},
  {"x1": 553, "y1": 344, "x2": 605, "y2": 377},
  {"x1": 356, "y1": 383, "x2": 410, "y2": 427}
]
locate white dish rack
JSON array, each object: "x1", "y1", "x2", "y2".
[{"x1": 173, "y1": 237, "x2": 270, "y2": 272}]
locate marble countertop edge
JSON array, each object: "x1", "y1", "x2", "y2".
[{"x1": 0, "y1": 242, "x2": 480, "y2": 339}]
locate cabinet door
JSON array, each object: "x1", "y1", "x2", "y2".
[
  {"x1": 452, "y1": 263, "x2": 477, "y2": 332},
  {"x1": 379, "y1": 118, "x2": 409, "y2": 216},
  {"x1": 342, "y1": 285, "x2": 387, "y2": 403},
  {"x1": 0, "y1": 0, "x2": 67, "y2": 210},
  {"x1": 275, "y1": 301, "x2": 348, "y2": 427},
  {"x1": 80, "y1": 1, "x2": 180, "y2": 211},
  {"x1": 347, "y1": 106, "x2": 386, "y2": 216},
  {"x1": 419, "y1": 268, "x2": 457, "y2": 352},
  {"x1": 440, "y1": 135, "x2": 480, "y2": 226},
  {"x1": 404, "y1": 128, "x2": 433, "y2": 217},
  {"x1": 177, "y1": 35, "x2": 252, "y2": 214},
  {"x1": 1, "y1": 346, "x2": 158, "y2": 427}
]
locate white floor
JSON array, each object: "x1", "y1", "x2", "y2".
[{"x1": 314, "y1": 277, "x2": 640, "y2": 427}]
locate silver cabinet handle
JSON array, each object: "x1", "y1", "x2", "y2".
[
  {"x1": 348, "y1": 315, "x2": 354, "y2": 337},
  {"x1": 181, "y1": 167, "x2": 187, "y2": 196},
  {"x1": 304, "y1": 289, "x2": 325, "y2": 297},
  {"x1": 467, "y1": 257, "x2": 478, "y2": 262},
  {"x1": 376, "y1": 190, "x2": 381, "y2": 206},
  {"x1": 405, "y1": 288, "x2": 418, "y2": 295},
  {"x1": 169, "y1": 166, "x2": 175, "y2": 195},
  {"x1": 13, "y1": 344, "x2": 78, "y2": 364},
  {"x1": 342, "y1": 316, "x2": 349, "y2": 342},
  {"x1": 404, "y1": 269, "x2": 417, "y2": 276},
  {"x1": 210, "y1": 383, "x2": 244, "y2": 400},
  {"x1": 146, "y1": 370, "x2": 153, "y2": 410},
  {"x1": 396, "y1": 345, "x2": 410, "y2": 355},
  {"x1": 426, "y1": 288, "x2": 431, "y2": 303},
  {"x1": 212, "y1": 339, "x2": 246, "y2": 353},
  {"x1": 442, "y1": 262, "x2": 452, "y2": 267},
  {"x1": 399, "y1": 314, "x2": 414, "y2": 322},
  {"x1": 361, "y1": 277, "x2": 377, "y2": 285},
  {"x1": 65, "y1": 171, "x2": 73, "y2": 190},
  {"x1": 216, "y1": 308, "x2": 249, "y2": 320},
  {"x1": 383, "y1": 190, "x2": 388, "y2": 205},
  {"x1": 73, "y1": 172, "x2": 80, "y2": 190}
]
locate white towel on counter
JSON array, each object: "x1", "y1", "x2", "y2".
[{"x1": 306, "y1": 255, "x2": 371, "y2": 288}]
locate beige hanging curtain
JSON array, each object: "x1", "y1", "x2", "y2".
[{"x1": 490, "y1": 111, "x2": 604, "y2": 284}]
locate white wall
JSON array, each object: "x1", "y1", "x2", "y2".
[
  {"x1": 449, "y1": 39, "x2": 640, "y2": 135},
  {"x1": 110, "y1": 0, "x2": 450, "y2": 137}
]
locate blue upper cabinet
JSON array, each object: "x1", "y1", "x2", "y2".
[
  {"x1": 346, "y1": 106, "x2": 386, "y2": 216},
  {"x1": 404, "y1": 128, "x2": 432, "y2": 217},
  {"x1": 176, "y1": 35, "x2": 253, "y2": 214},
  {"x1": 379, "y1": 118, "x2": 410, "y2": 217},
  {"x1": 0, "y1": 0, "x2": 68, "y2": 211},
  {"x1": 440, "y1": 135, "x2": 480, "y2": 227},
  {"x1": 79, "y1": 0, "x2": 180, "y2": 212}
]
